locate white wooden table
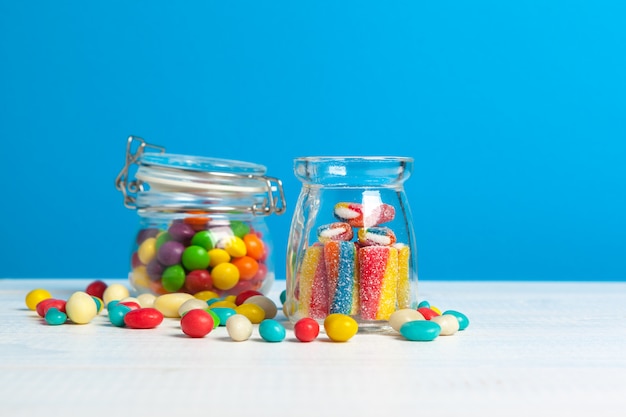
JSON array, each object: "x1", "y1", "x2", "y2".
[{"x1": 1, "y1": 279, "x2": 625, "y2": 416}]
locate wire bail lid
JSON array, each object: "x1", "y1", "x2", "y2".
[{"x1": 115, "y1": 136, "x2": 286, "y2": 216}]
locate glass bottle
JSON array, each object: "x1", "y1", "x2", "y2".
[{"x1": 285, "y1": 156, "x2": 418, "y2": 331}]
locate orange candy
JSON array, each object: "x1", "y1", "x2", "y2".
[
  {"x1": 183, "y1": 210, "x2": 211, "y2": 230},
  {"x1": 243, "y1": 234, "x2": 265, "y2": 261},
  {"x1": 231, "y1": 256, "x2": 259, "y2": 280}
]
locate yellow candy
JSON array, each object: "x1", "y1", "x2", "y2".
[
  {"x1": 25, "y1": 288, "x2": 52, "y2": 311},
  {"x1": 324, "y1": 313, "x2": 358, "y2": 342},
  {"x1": 243, "y1": 295, "x2": 278, "y2": 319},
  {"x1": 131, "y1": 266, "x2": 150, "y2": 289},
  {"x1": 223, "y1": 236, "x2": 247, "y2": 258},
  {"x1": 430, "y1": 305, "x2": 442, "y2": 315},
  {"x1": 234, "y1": 303, "x2": 265, "y2": 324},
  {"x1": 209, "y1": 300, "x2": 238, "y2": 309},
  {"x1": 137, "y1": 293, "x2": 156, "y2": 308},
  {"x1": 208, "y1": 248, "x2": 231, "y2": 267},
  {"x1": 194, "y1": 290, "x2": 220, "y2": 302},
  {"x1": 224, "y1": 295, "x2": 237, "y2": 304},
  {"x1": 211, "y1": 263, "x2": 240, "y2": 290},
  {"x1": 137, "y1": 237, "x2": 157, "y2": 264},
  {"x1": 65, "y1": 291, "x2": 98, "y2": 324}
]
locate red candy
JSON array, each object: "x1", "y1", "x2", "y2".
[
  {"x1": 417, "y1": 307, "x2": 440, "y2": 320},
  {"x1": 184, "y1": 269, "x2": 213, "y2": 293},
  {"x1": 294, "y1": 318, "x2": 320, "y2": 342},
  {"x1": 85, "y1": 280, "x2": 108, "y2": 300},
  {"x1": 180, "y1": 309, "x2": 214, "y2": 338},
  {"x1": 123, "y1": 308, "x2": 164, "y2": 329},
  {"x1": 119, "y1": 301, "x2": 141, "y2": 310},
  {"x1": 36, "y1": 299, "x2": 66, "y2": 318},
  {"x1": 234, "y1": 289, "x2": 263, "y2": 306}
]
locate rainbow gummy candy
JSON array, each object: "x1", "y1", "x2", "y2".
[
  {"x1": 297, "y1": 245, "x2": 329, "y2": 319},
  {"x1": 324, "y1": 241, "x2": 359, "y2": 315},
  {"x1": 358, "y1": 245, "x2": 398, "y2": 320}
]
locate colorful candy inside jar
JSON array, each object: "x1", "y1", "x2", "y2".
[
  {"x1": 116, "y1": 136, "x2": 285, "y2": 297},
  {"x1": 286, "y1": 156, "x2": 418, "y2": 330}
]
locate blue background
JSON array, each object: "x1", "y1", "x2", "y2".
[{"x1": 1, "y1": 1, "x2": 624, "y2": 281}]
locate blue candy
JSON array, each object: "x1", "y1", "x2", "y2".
[
  {"x1": 211, "y1": 307, "x2": 236, "y2": 326},
  {"x1": 259, "y1": 319, "x2": 286, "y2": 342},
  {"x1": 400, "y1": 320, "x2": 441, "y2": 341},
  {"x1": 442, "y1": 310, "x2": 470, "y2": 331}
]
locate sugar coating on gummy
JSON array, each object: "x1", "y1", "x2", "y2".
[
  {"x1": 317, "y1": 222, "x2": 353, "y2": 243},
  {"x1": 395, "y1": 243, "x2": 411, "y2": 309},
  {"x1": 357, "y1": 227, "x2": 397, "y2": 246},
  {"x1": 358, "y1": 246, "x2": 399, "y2": 320},
  {"x1": 297, "y1": 245, "x2": 329, "y2": 319},
  {"x1": 324, "y1": 241, "x2": 359, "y2": 315},
  {"x1": 333, "y1": 202, "x2": 395, "y2": 228}
]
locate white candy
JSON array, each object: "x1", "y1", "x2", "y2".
[
  {"x1": 136, "y1": 293, "x2": 156, "y2": 308},
  {"x1": 389, "y1": 308, "x2": 425, "y2": 332},
  {"x1": 226, "y1": 314, "x2": 253, "y2": 341},
  {"x1": 431, "y1": 314, "x2": 460, "y2": 336},
  {"x1": 65, "y1": 291, "x2": 98, "y2": 324},
  {"x1": 178, "y1": 298, "x2": 210, "y2": 317},
  {"x1": 103, "y1": 283, "x2": 130, "y2": 306},
  {"x1": 153, "y1": 293, "x2": 195, "y2": 318}
]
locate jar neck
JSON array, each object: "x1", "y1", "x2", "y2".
[{"x1": 293, "y1": 156, "x2": 413, "y2": 187}]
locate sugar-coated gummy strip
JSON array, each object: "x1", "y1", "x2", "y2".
[
  {"x1": 357, "y1": 227, "x2": 397, "y2": 246},
  {"x1": 395, "y1": 244, "x2": 411, "y2": 309},
  {"x1": 324, "y1": 241, "x2": 359, "y2": 315},
  {"x1": 317, "y1": 222, "x2": 354, "y2": 243},
  {"x1": 358, "y1": 246, "x2": 398, "y2": 320},
  {"x1": 297, "y1": 245, "x2": 329, "y2": 319},
  {"x1": 333, "y1": 202, "x2": 395, "y2": 228}
]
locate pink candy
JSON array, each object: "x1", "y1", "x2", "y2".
[{"x1": 333, "y1": 202, "x2": 395, "y2": 228}]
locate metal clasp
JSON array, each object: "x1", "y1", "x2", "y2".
[{"x1": 115, "y1": 136, "x2": 165, "y2": 209}]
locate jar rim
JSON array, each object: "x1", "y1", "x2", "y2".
[
  {"x1": 294, "y1": 156, "x2": 413, "y2": 163},
  {"x1": 141, "y1": 153, "x2": 267, "y2": 175}
]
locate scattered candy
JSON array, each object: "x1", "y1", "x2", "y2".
[
  {"x1": 294, "y1": 318, "x2": 320, "y2": 342},
  {"x1": 85, "y1": 280, "x2": 108, "y2": 300},
  {"x1": 234, "y1": 303, "x2": 265, "y2": 324},
  {"x1": 388, "y1": 308, "x2": 425, "y2": 332},
  {"x1": 136, "y1": 293, "x2": 156, "y2": 308},
  {"x1": 442, "y1": 310, "x2": 470, "y2": 331},
  {"x1": 226, "y1": 314, "x2": 254, "y2": 341},
  {"x1": 108, "y1": 303, "x2": 132, "y2": 327},
  {"x1": 65, "y1": 291, "x2": 99, "y2": 324},
  {"x1": 210, "y1": 307, "x2": 236, "y2": 326},
  {"x1": 259, "y1": 319, "x2": 286, "y2": 342},
  {"x1": 243, "y1": 295, "x2": 278, "y2": 319},
  {"x1": 124, "y1": 308, "x2": 164, "y2": 329},
  {"x1": 25, "y1": 288, "x2": 52, "y2": 311},
  {"x1": 36, "y1": 298, "x2": 66, "y2": 318},
  {"x1": 235, "y1": 289, "x2": 263, "y2": 306},
  {"x1": 431, "y1": 314, "x2": 460, "y2": 336},
  {"x1": 417, "y1": 307, "x2": 440, "y2": 320},
  {"x1": 44, "y1": 307, "x2": 67, "y2": 326},
  {"x1": 153, "y1": 292, "x2": 195, "y2": 318},
  {"x1": 178, "y1": 298, "x2": 210, "y2": 317},
  {"x1": 324, "y1": 313, "x2": 358, "y2": 342},
  {"x1": 399, "y1": 320, "x2": 441, "y2": 341},
  {"x1": 180, "y1": 309, "x2": 214, "y2": 338},
  {"x1": 102, "y1": 284, "x2": 130, "y2": 306}
]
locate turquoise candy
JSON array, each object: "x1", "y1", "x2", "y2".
[
  {"x1": 259, "y1": 319, "x2": 286, "y2": 342},
  {"x1": 211, "y1": 307, "x2": 236, "y2": 326},
  {"x1": 45, "y1": 307, "x2": 67, "y2": 325},
  {"x1": 417, "y1": 300, "x2": 430, "y2": 309},
  {"x1": 279, "y1": 289, "x2": 287, "y2": 305},
  {"x1": 400, "y1": 320, "x2": 441, "y2": 341},
  {"x1": 442, "y1": 310, "x2": 470, "y2": 331},
  {"x1": 108, "y1": 304, "x2": 132, "y2": 327}
]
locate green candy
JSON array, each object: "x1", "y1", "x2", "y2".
[
  {"x1": 155, "y1": 232, "x2": 172, "y2": 249},
  {"x1": 161, "y1": 265, "x2": 186, "y2": 292},
  {"x1": 181, "y1": 245, "x2": 210, "y2": 270},
  {"x1": 230, "y1": 221, "x2": 250, "y2": 238},
  {"x1": 191, "y1": 230, "x2": 216, "y2": 251}
]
